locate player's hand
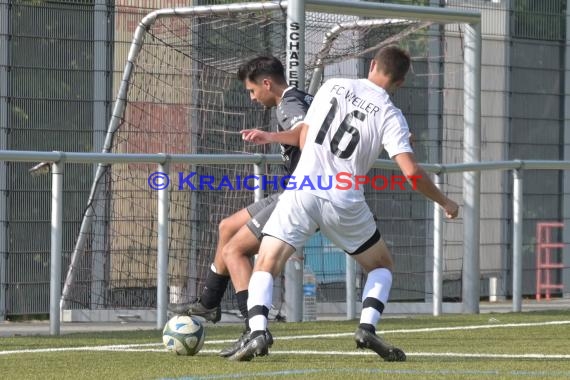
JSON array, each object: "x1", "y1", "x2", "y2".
[
  {"x1": 443, "y1": 199, "x2": 459, "y2": 219},
  {"x1": 240, "y1": 129, "x2": 272, "y2": 145}
]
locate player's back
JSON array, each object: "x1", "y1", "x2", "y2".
[
  {"x1": 276, "y1": 87, "x2": 313, "y2": 175},
  {"x1": 293, "y1": 78, "x2": 412, "y2": 206}
]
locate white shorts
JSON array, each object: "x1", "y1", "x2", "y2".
[{"x1": 262, "y1": 190, "x2": 378, "y2": 253}]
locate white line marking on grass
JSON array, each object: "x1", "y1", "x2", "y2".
[
  {"x1": 0, "y1": 343, "x2": 162, "y2": 355},
  {"x1": 2, "y1": 320, "x2": 570, "y2": 356},
  {"x1": 160, "y1": 368, "x2": 570, "y2": 380},
  {"x1": 201, "y1": 320, "x2": 570, "y2": 344},
  {"x1": 5, "y1": 346, "x2": 568, "y2": 361},
  {"x1": 379, "y1": 320, "x2": 570, "y2": 335},
  {"x1": 252, "y1": 320, "x2": 570, "y2": 341},
  {"x1": 259, "y1": 350, "x2": 570, "y2": 360},
  {"x1": 409, "y1": 352, "x2": 570, "y2": 359}
]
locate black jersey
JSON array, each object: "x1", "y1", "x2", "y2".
[{"x1": 275, "y1": 87, "x2": 313, "y2": 175}]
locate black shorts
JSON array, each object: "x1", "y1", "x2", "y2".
[{"x1": 245, "y1": 193, "x2": 281, "y2": 240}]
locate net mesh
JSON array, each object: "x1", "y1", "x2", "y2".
[{"x1": 63, "y1": 5, "x2": 464, "y2": 314}]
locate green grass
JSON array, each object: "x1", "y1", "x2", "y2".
[{"x1": 2, "y1": 311, "x2": 570, "y2": 380}]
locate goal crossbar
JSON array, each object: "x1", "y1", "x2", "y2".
[{"x1": 305, "y1": 0, "x2": 480, "y2": 24}]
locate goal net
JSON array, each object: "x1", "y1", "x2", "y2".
[{"x1": 61, "y1": 2, "x2": 467, "y2": 320}]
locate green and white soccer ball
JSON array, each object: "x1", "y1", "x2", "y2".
[{"x1": 162, "y1": 315, "x2": 206, "y2": 356}]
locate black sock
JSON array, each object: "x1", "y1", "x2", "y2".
[
  {"x1": 200, "y1": 268, "x2": 229, "y2": 309},
  {"x1": 236, "y1": 290, "x2": 250, "y2": 332},
  {"x1": 359, "y1": 323, "x2": 375, "y2": 334}
]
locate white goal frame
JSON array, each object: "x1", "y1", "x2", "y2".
[
  {"x1": 61, "y1": 0, "x2": 481, "y2": 328},
  {"x1": 295, "y1": 0, "x2": 481, "y2": 317}
]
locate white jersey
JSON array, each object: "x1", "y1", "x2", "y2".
[{"x1": 290, "y1": 78, "x2": 413, "y2": 207}]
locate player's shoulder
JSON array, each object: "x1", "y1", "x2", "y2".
[
  {"x1": 325, "y1": 77, "x2": 354, "y2": 84},
  {"x1": 320, "y1": 77, "x2": 367, "y2": 94},
  {"x1": 282, "y1": 87, "x2": 313, "y2": 107}
]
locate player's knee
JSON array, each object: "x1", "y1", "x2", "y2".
[
  {"x1": 221, "y1": 239, "x2": 254, "y2": 263},
  {"x1": 221, "y1": 241, "x2": 247, "y2": 262},
  {"x1": 218, "y1": 217, "x2": 238, "y2": 240}
]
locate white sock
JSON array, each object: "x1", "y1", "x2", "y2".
[
  {"x1": 247, "y1": 271, "x2": 274, "y2": 332},
  {"x1": 360, "y1": 268, "x2": 392, "y2": 326}
]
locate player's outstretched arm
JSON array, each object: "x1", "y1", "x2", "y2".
[
  {"x1": 241, "y1": 123, "x2": 308, "y2": 148},
  {"x1": 393, "y1": 152, "x2": 459, "y2": 219}
]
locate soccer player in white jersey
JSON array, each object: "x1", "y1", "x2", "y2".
[{"x1": 229, "y1": 46, "x2": 459, "y2": 362}]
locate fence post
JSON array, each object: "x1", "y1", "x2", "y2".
[
  {"x1": 512, "y1": 168, "x2": 523, "y2": 312},
  {"x1": 433, "y1": 172, "x2": 444, "y2": 316},
  {"x1": 50, "y1": 162, "x2": 64, "y2": 335},
  {"x1": 346, "y1": 255, "x2": 356, "y2": 320},
  {"x1": 0, "y1": 0, "x2": 9, "y2": 322},
  {"x1": 253, "y1": 161, "x2": 264, "y2": 203},
  {"x1": 462, "y1": 21, "x2": 482, "y2": 314},
  {"x1": 563, "y1": 0, "x2": 570, "y2": 300},
  {"x1": 157, "y1": 162, "x2": 170, "y2": 328}
]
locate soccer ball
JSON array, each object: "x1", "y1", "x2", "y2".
[{"x1": 162, "y1": 315, "x2": 206, "y2": 356}]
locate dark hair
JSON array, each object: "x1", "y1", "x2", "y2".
[
  {"x1": 237, "y1": 55, "x2": 287, "y2": 84},
  {"x1": 374, "y1": 46, "x2": 411, "y2": 84}
]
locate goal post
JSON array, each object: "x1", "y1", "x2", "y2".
[
  {"x1": 61, "y1": 0, "x2": 481, "y2": 324},
  {"x1": 303, "y1": 0, "x2": 482, "y2": 315}
]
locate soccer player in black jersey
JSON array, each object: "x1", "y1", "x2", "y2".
[{"x1": 168, "y1": 56, "x2": 313, "y2": 357}]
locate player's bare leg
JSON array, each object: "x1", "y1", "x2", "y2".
[
  {"x1": 351, "y1": 238, "x2": 406, "y2": 362},
  {"x1": 220, "y1": 224, "x2": 259, "y2": 291},
  {"x1": 168, "y1": 208, "x2": 252, "y2": 323},
  {"x1": 214, "y1": 208, "x2": 254, "y2": 272},
  {"x1": 218, "y1": 224, "x2": 274, "y2": 357}
]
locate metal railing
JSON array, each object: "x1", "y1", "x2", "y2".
[{"x1": 1, "y1": 150, "x2": 569, "y2": 334}]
